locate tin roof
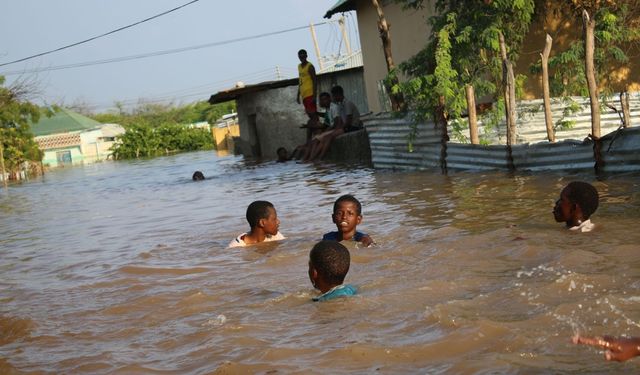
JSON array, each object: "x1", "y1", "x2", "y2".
[
  {"x1": 31, "y1": 108, "x2": 101, "y2": 136},
  {"x1": 324, "y1": 0, "x2": 356, "y2": 18},
  {"x1": 208, "y1": 78, "x2": 298, "y2": 104}
]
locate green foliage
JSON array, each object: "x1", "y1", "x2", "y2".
[
  {"x1": 111, "y1": 121, "x2": 214, "y2": 160},
  {"x1": 555, "y1": 97, "x2": 581, "y2": 131},
  {"x1": 93, "y1": 100, "x2": 233, "y2": 160},
  {"x1": 530, "y1": 2, "x2": 640, "y2": 97},
  {"x1": 92, "y1": 100, "x2": 235, "y2": 128},
  {"x1": 0, "y1": 76, "x2": 44, "y2": 173},
  {"x1": 394, "y1": 0, "x2": 535, "y2": 145}
]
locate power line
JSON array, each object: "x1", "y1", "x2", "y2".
[
  {"x1": 0, "y1": 0, "x2": 201, "y2": 67},
  {"x1": 0, "y1": 22, "x2": 329, "y2": 76},
  {"x1": 83, "y1": 66, "x2": 298, "y2": 110}
]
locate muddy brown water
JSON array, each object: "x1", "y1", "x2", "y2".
[{"x1": 1, "y1": 151, "x2": 640, "y2": 374}]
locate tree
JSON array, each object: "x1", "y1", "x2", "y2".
[
  {"x1": 530, "y1": 1, "x2": 640, "y2": 97},
  {"x1": 0, "y1": 76, "x2": 45, "y2": 182},
  {"x1": 394, "y1": 0, "x2": 535, "y2": 142}
]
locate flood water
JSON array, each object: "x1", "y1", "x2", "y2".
[{"x1": 2, "y1": 150, "x2": 640, "y2": 374}]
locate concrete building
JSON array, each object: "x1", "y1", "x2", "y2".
[
  {"x1": 324, "y1": 1, "x2": 640, "y2": 113},
  {"x1": 32, "y1": 108, "x2": 124, "y2": 167},
  {"x1": 208, "y1": 66, "x2": 367, "y2": 159}
]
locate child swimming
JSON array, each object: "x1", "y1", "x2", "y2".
[
  {"x1": 573, "y1": 334, "x2": 640, "y2": 362},
  {"x1": 553, "y1": 181, "x2": 599, "y2": 232},
  {"x1": 308, "y1": 240, "x2": 357, "y2": 302},
  {"x1": 322, "y1": 194, "x2": 374, "y2": 247},
  {"x1": 228, "y1": 200, "x2": 285, "y2": 247}
]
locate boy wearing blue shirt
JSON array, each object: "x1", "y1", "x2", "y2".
[
  {"x1": 308, "y1": 241, "x2": 357, "y2": 302},
  {"x1": 322, "y1": 194, "x2": 374, "y2": 247}
]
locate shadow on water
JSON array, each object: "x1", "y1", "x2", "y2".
[{"x1": 1, "y1": 150, "x2": 640, "y2": 374}]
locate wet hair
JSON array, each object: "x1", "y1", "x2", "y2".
[
  {"x1": 309, "y1": 241, "x2": 350, "y2": 285},
  {"x1": 192, "y1": 171, "x2": 205, "y2": 181},
  {"x1": 331, "y1": 85, "x2": 344, "y2": 96},
  {"x1": 298, "y1": 49, "x2": 307, "y2": 55},
  {"x1": 564, "y1": 181, "x2": 599, "y2": 218},
  {"x1": 319, "y1": 92, "x2": 331, "y2": 99},
  {"x1": 246, "y1": 200, "x2": 274, "y2": 228},
  {"x1": 333, "y1": 194, "x2": 362, "y2": 215}
]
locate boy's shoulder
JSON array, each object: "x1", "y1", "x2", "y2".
[
  {"x1": 313, "y1": 284, "x2": 357, "y2": 302},
  {"x1": 322, "y1": 231, "x2": 368, "y2": 242},
  {"x1": 228, "y1": 233, "x2": 248, "y2": 248}
]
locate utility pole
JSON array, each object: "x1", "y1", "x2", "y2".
[
  {"x1": 275, "y1": 65, "x2": 282, "y2": 80},
  {"x1": 339, "y1": 16, "x2": 352, "y2": 55},
  {"x1": 309, "y1": 22, "x2": 324, "y2": 71},
  {"x1": 0, "y1": 136, "x2": 7, "y2": 189}
]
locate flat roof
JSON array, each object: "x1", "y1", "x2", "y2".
[{"x1": 208, "y1": 78, "x2": 298, "y2": 104}]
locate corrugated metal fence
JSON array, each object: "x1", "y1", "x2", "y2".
[{"x1": 364, "y1": 92, "x2": 640, "y2": 172}]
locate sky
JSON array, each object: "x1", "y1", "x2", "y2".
[{"x1": 0, "y1": 0, "x2": 359, "y2": 113}]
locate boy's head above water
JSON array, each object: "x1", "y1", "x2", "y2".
[
  {"x1": 332, "y1": 194, "x2": 362, "y2": 234},
  {"x1": 246, "y1": 200, "x2": 280, "y2": 235},
  {"x1": 553, "y1": 181, "x2": 599, "y2": 227},
  {"x1": 308, "y1": 240, "x2": 350, "y2": 293}
]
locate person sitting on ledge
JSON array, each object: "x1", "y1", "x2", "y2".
[
  {"x1": 553, "y1": 181, "x2": 599, "y2": 232},
  {"x1": 308, "y1": 240, "x2": 357, "y2": 302},
  {"x1": 305, "y1": 85, "x2": 362, "y2": 162}
]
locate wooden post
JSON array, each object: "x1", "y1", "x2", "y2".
[
  {"x1": 583, "y1": 10, "x2": 601, "y2": 139},
  {"x1": 309, "y1": 23, "x2": 324, "y2": 71},
  {"x1": 499, "y1": 32, "x2": 517, "y2": 146},
  {"x1": 540, "y1": 34, "x2": 555, "y2": 142},
  {"x1": 621, "y1": 91, "x2": 631, "y2": 128},
  {"x1": 465, "y1": 85, "x2": 479, "y2": 144},
  {"x1": 371, "y1": 0, "x2": 405, "y2": 111},
  {"x1": 338, "y1": 16, "x2": 352, "y2": 55},
  {"x1": 436, "y1": 96, "x2": 449, "y2": 174},
  {"x1": 0, "y1": 139, "x2": 7, "y2": 189}
]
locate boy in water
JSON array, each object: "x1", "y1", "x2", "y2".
[
  {"x1": 573, "y1": 334, "x2": 640, "y2": 362},
  {"x1": 553, "y1": 181, "x2": 599, "y2": 232},
  {"x1": 228, "y1": 201, "x2": 285, "y2": 247},
  {"x1": 192, "y1": 171, "x2": 205, "y2": 181},
  {"x1": 323, "y1": 194, "x2": 374, "y2": 247},
  {"x1": 308, "y1": 240, "x2": 357, "y2": 302}
]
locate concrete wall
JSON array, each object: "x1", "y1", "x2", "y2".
[
  {"x1": 324, "y1": 129, "x2": 372, "y2": 165},
  {"x1": 42, "y1": 147, "x2": 83, "y2": 168},
  {"x1": 350, "y1": 0, "x2": 640, "y2": 111},
  {"x1": 518, "y1": 1, "x2": 640, "y2": 99},
  {"x1": 213, "y1": 123, "x2": 239, "y2": 151},
  {"x1": 235, "y1": 85, "x2": 308, "y2": 159},
  {"x1": 80, "y1": 129, "x2": 117, "y2": 164},
  {"x1": 353, "y1": 0, "x2": 433, "y2": 113}
]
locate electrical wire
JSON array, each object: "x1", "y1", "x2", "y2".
[
  {"x1": 0, "y1": 0, "x2": 202, "y2": 67},
  {"x1": 0, "y1": 22, "x2": 329, "y2": 76}
]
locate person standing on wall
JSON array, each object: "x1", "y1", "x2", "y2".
[{"x1": 297, "y1": 49, "x2": 319, "y2": 135}]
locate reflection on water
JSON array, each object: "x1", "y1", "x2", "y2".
[{"x1": 1, "y1": 151, "x2": 640, "y2": 374}]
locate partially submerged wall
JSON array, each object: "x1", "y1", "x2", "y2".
[
  {"x1": 366, "y1": 93, "x2": 640, "y2": 173},
  {"x1": 324, "y1": 129, "x2": 372, "y2": 166},
  {"x1": 235, "y1": 86, "x2": 308, "y2": 159}
]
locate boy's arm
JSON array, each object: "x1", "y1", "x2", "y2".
[
  {"x1": 573, "y1": 334, "x2": 640, "y2": 361},
  {"x1": 361, "y1": 235, "x2": 374, "y2": 247}
]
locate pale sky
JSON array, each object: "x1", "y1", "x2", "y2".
[{"x1": 0, "y1": 1, "x2": 359, "y2": 112}]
